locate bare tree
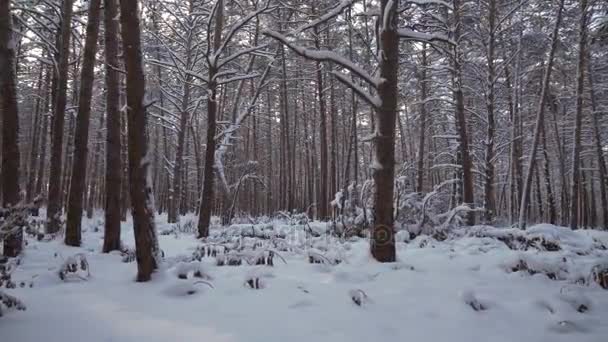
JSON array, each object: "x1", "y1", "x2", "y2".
[
  {"x1": 103, "y1": 0, "x2": 122, "y2": 253},
  {"x1": 65, "y1": 0, "x2": 102, "y2": 246},
  {"x1": 0, "y1": 0, "x2": 22, "y2": 257},
  {"x1": 119, "y1": 0, "x2": 160, "y2": 281}
]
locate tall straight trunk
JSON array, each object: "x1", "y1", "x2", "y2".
[
  {"x1": 313, "y1": 24, "x2": 329, "y2": 220},
  {"x1": 416, "y1": 44, "x2": 428, "y2": 193},
  {"x1": 102, "y1": 0, "x2": 123, "y2": 253},
  {"x1": 541, "y1": 123, "x2": 556, "y2": 224},
  {"x1": 168, "y1": 1, "x2": 195, "y2": 223},
  {"x1": 506, "y1": 34, "x2": 522, "y2": 224},
  {"x1": 569, "y1": 0, "x2": 589, "y2": 230},
  {"x1": 65, "y1": 0, "x2": 102, "y2": 246},
  {"x1": 547, "y1": 91, "x2": 569, "y2": 224},
  {"x1": 370, "y1": 0, "x2": 398, "y2": 262},
  {"x1": 453, "y1": 0, "x2": 475, "y2": 225},
  {"x1": 26, "y1": 63, "x2": 45, "y2": 203},
  {"x1": 588, "y1": 55, "x2": 608, "y2": 229},
  {"x1": 119, "y1": 0, "x2": 160, "y2": 281},
  {"x1": 518, "y1": 0, "x2": 565, "y2": 229},
  {"x1": 483, "y1": 0, "x2": 497, "y2": 222},
  {"x1": 197, "y1": 0, "x2": 223, "y2": 238},
  {"x1": 0, "y1": 0, "x2": 23, "y2": 256},
  {"x1": 46, "y1": 0, "x2": 74, "y2": 233},
  {"x1": 86, "y1": 114, "x2": 104, "y2": 219},
  {"x1": 35, "y1": 86, "x2": 50, "y2": 198}
]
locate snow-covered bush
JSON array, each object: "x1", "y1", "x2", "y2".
[
  {"x1": 0, "y1": 290, "x2": 26, "y2": 317},
  {"x1": 58, "y1": 253, "x2": 90, "y2": 281},
  {"x1": 349, "y1": 289, "x2": 369, "y2": 306},
  {"x1": 173, "y1": 261, "x2": 212, "y2": 281},
  {"x1": 590, "y1": 263, "x2": 608, "y2": 289}
]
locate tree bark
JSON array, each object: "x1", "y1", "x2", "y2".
[
  {"x1": 569, "y1": 0, "x2": 589, "y2": 230},
  {"x1": 0, "y1": 0, "x2": 23, "y2": 256},
  {"x1": 46, "y1": 0, "x2": 74, "y2": 233},
  {"x1": 65, "y1": 0, "x2": 102, "y2": 246},
  {"x1": 370, "y1": 0, "x2": 398, "y2": 262},
  {"x1": 102, "y1": 0, "x2": 122, "y2": 253},
  {"x1": 197, "y1": 0, "x2": 224, "y2": 238},
  {"x1": 518, "y1": 0, "x2": 565, "y2": 229},
  {"x1": 119, "y1": 0, "x2": 160, "y2": 281}
]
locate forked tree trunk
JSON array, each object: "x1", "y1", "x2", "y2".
[
  {"x1": 65, "y1": 0, "x2": 102, "y2": 246},
  {"x1": 46, "y1": 0, "x2": 74, "y2": 233},
  {"x1": 102, "y1": 0, "x2": 122, "y2": 253},
  {"x1": 119, "y1": 0, "x2": 160, "y2": 281}
]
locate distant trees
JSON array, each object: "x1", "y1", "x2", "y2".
[{"x1": 3, "y1": 0, "x2": 608, "y2": 266}]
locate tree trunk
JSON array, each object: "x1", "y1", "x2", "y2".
[
  {"x1": 65, "y1": 0, "x2": 102, "y2": 246},
  {"x1": 569, "y1": 0, "x2": 589, "y2": 230},
  {"x1": 46, "y1": 0, "x2": 74, "y2": 233},
  {"x1": 588, "y1": 54, "x2": 608, "y2": 229},
  {"x1": 102, "y1": 0, "x2": 121, "y2": 253},
  {"x1": 453, "y1": 0, "x2": 475, "y2": 225},
  {"x1": 416, "y1": 44, "x2": 428, "y2": 193},
  {"x1": 197, "y1": 0, "x2": 224, "y2": 238},
  {"x1": 0, "y1": 0, "x2": 23, "y2": 256},
  {"x1": 483, "y1": 0, "x2": 497, "y2": 223},
  {"x1": 370, "y1": 0, "x2": 398, "y2": 262},
  {"x1": 518, "y1": 0, "x2": 565, "y2": 229},
  {"x1": 119, "y1": 0, "x2": 160, "y2": 281}
]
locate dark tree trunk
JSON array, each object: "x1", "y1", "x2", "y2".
[
  {"x1": 569, "y1": 0, "x2": 589, "y2": 230},
  {"x1": 0, "y1": 0, "x2": 23, "y2": 256},
  {"x1": 46, "y1": 0, "x2": 74, "y2": 233},
  {"x1": 102, "y1": 0, "x2": 122, "y2": 253},
  {"x1": 370, "y1": 0, "x2": 398, "y2": 262},
  {"x1": 119, "y1": 0, "x2": 160, "y2": 281},
  {"x1": 65, "y1": 0, "x2": 102, "y2": 246},
  {"x1": 197, "y1": 0, "x2": 223, "y2": 238}
]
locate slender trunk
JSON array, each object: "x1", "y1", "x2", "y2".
[
  {"x1": 453, "y1": 0, "x2": 475, "y2": 225},
  {"x1": 569, "y1": 0, "x2": 589, "y2": 230},
  {"x1": 483, "y1": 0, "x2": 497, "y2": 222},
  {"x1": 119, "y1": 0, "x2": 160, "y2": 281},
  {"x1": 588, "y1": 54, "x2": 608, "y2": 229},
  {"x1": 370, "y1": 0, "x2": 398, "y2": 262},
  {"x1": 518, "y1": 0, "x2": 565, "y2": 229},
  {"x1": 197, "y1": 0, "x2": 224, "y2": 238},
  {"x1": 65, "y1": 0, "x2": 102, "y2": 246},
  {"x1": 46, "y1": 0, "x2": 74, "y2": 233},
  {"x1": 416, "y1": 44, "x2": 428, "y2": 193},
  {"x1": 1, "y1": 0, "x2": 23, "y2": 256}
]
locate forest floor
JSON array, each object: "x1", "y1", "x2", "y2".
[{"x1": 2, "y1": 213, "x2": 608, "y2": 342}]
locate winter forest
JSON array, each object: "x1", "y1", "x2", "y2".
[{"x1": 1, "y1": 0, "x2": 608, "y2": 341}]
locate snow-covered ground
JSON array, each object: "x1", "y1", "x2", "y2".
[{"x1": 2, "y1": 214, "x2": 608, "y2": 342}]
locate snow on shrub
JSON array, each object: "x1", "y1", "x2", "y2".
[
  {"x1": 57, "y1": 253, "x2": 90, "y2": 281},
  {"x1": 349, "y1": 289, "x2": 369, "y2": 306},
  {"x1": 590, "y1": 263, "x2": 608, "y2": 289},
  {"x1": 460, "y1": 290, "x2": 488, "y2": 311},
  {"x1": 0, "y1": 290, "x2": 25, "y2": 317},
  {"x1": 191, "y1": 244, "x2": 228, "y2": 260},
  {"x1": 173, "y1": 261, "x2": 212, "y2": 280}
]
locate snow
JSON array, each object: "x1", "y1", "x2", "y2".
[{"x1": 2, "y1": 214, "x2": 608, "y2": 342}]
